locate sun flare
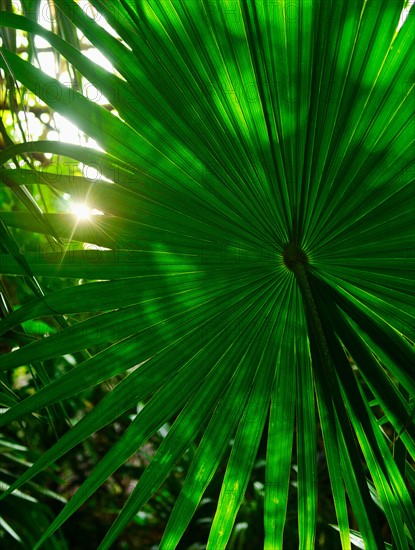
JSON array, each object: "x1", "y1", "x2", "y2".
[
  {"x1": 70, "y1": 202, "x2": 103, "y2": 221},
  {"x1": 70, "y1": 203, "x2": 92, "y2": 221}
]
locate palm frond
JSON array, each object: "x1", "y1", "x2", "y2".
[{"x1": 0, "y1": 1, "x2": 414, "y2": 548}]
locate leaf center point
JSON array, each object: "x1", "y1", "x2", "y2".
[{"x1": 283, "y1": 243, "x2": 308, "y2": 270}]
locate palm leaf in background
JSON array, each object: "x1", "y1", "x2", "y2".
[{"x1": 0, "y1": 0, "x2": 414, "y2": 548}]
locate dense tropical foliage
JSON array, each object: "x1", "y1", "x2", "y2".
[{"x1": 0, "y1": 0, "x2": 414, "y2": 548}]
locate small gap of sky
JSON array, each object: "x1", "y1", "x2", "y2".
[
  {"x1": 397, "y1": 0, "x2": 415, "y2": 31},
  {"x1": 35, "y1": 0, "x2": 115, "y2": 150},
  {"x1": 13, "y1": 0, "x2": 117, "y2": 220}
]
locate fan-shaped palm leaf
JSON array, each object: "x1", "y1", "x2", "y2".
[{"x1": 0, "y1": 1, "x2": 414, "y2": 548}]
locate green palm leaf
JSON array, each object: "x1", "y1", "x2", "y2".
[{"x1": 0, "y1": 1, "x2": 414, "y2": 548}]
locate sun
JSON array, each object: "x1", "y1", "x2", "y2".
[
  {"x1": 70, "y1": 202, "x2": 92, "y2": 221},
  {"x1": 69, "y1": 202, "x2": 104, "y2": 221}
]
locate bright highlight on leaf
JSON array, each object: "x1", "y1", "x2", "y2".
[{"x1": 0, "y1": 1, "x2": 414, "y2": 549}]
